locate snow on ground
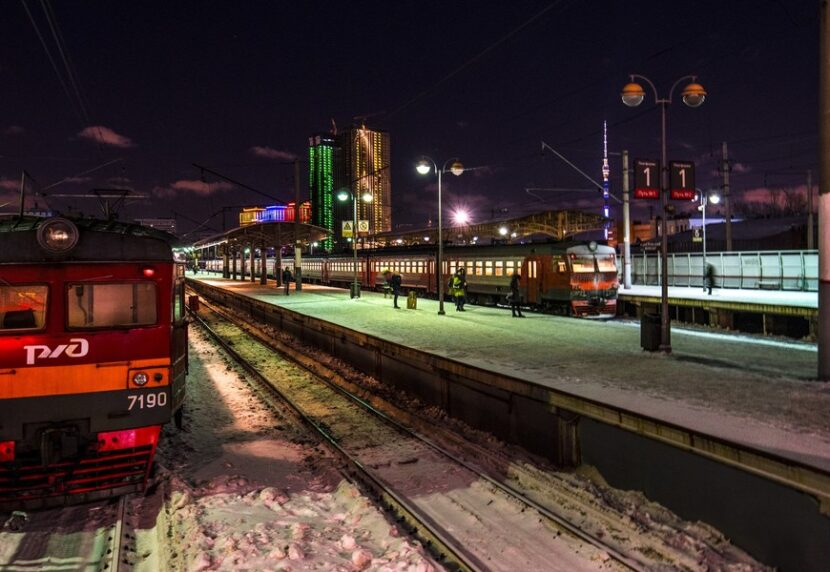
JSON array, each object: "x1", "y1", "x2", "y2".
[
  {"x1": 621, "y1": 284, "x2": 817, "y2": 308},
  {"x1": 153, "y1": 327, "x2": 437, "y2": 571},
  {"x1": 223, "y1": 304, "x2": 769, "y2": 571},
  {"x1": 191, "y1": 276, "x2": 830, "y2": 472}
]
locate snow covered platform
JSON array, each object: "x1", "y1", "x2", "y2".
[
  {"x1": 620, "y1": 284, "x2": 816, "y2": 310},
  {"x1": 188, "y1": 274, "x2": 830, "y2": 473}
]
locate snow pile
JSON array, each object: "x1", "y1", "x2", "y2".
[{"x1": 158, "y1": 328, "x2": 436, "y2": 571}]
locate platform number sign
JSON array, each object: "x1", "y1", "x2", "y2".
[
  {"x1": 669, "y1": 161, "x2": 696, "y2": 200},
  {"x1": 633, "y1": 159, "x2": 660, "y2": 200}
]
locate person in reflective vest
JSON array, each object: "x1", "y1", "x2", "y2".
[{"x1": 450, "y1": 267, "x2": 467, "y2": 311}]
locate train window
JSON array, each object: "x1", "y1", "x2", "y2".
[
  {"x1": 475, "y1": 262, "x2": 483, "y2": 276},
  {"x1": 596, "y1": 255, "x2": 616, "y2": 272},
  {"x1": 0, "y1": 284, "x2": 48, "y2": 332},
  {"x1": 570, "y1": 256, "x2": 596, "y2": 273},
  {"x1": 484, "y1": 261, "x2": 493, "y2": 276},
  {"x1": 173, "y1": 281, "x2": 185, "y2": 322},
  {"x1": 67, "y1": 282, "x2": 157, "y2": 329},
  {"x1": 557, "y1": 260, "x2": 567, "y2": 273}
]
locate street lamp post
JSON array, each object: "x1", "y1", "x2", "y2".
[
  {"x1": 416, "y1": 157, "x2": 464, "y2": 315},
  {"x1": 621, "y1": 74, "x2": 707, "y2": 353},
  {"x1": 697, "y1": 190, "x2": 720, "y2": 291},
  {"x1": 338, "y1": 189, "x2": 373, "y2": 298}
]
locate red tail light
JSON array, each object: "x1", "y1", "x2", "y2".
[
  {"x1": 142, "y1": 266, "x2": 156, "y2": 277},
  {"x1": 0, "y1": 441, "x2": 14, "y2": 462},
  {"x1": 97, "y1": 427, "x2": 160, "y2": 452}
]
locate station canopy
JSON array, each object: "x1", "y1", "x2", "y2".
[{"x1": 191, "y1": 221, "x2": 330, "y2": 253}]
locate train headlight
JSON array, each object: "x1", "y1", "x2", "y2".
[
  {"x1": 132, "y1": 372, "x2": 149, "y2": 386},
  {"x1": 37, "y1": 218, "x2": 79, "y2": 253}
]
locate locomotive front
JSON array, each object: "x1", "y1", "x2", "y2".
[
  {"x1": 566, "y1": 242, "x2": 620, "y2": 318},
  {"x1": 0, "y1": 217, "x2": 187, "y2": 508}
]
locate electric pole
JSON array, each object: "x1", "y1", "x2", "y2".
[
  {"x1": 819, "y1": 0, "x2": 830, "y2": 380},
  {"x1": 722, "y1": 141, "x2": 732, "y2": 252},
  {"x1": 293, "y1": 159, "x2": 302, "y2": 291},
  {"x1": 622, "y1": 150, "x2": 632, "y2": 289}
]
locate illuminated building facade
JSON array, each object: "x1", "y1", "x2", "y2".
[
  {"x1": 308, "y1": 133, "x2": 335, "y2": 249},
  {"x1": 332, "y1": 126, "x2": 391, "y2": 249},
  {"x1": 238, "y1": 202, "x2": 311, "y2": 226}
]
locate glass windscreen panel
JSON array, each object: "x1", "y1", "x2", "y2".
[
  {"x1": 596, "y1": 255, "x2": 617, "y2": 272},
  {"x1": 570, "y1": 256, "x2": 597, "y2": 273},
  {"x1": 68, "y1": 282, "x2": 157, "y2": 328},
  {"x1": 0, "y1": 285, "x2": 48, "y2": 331}
]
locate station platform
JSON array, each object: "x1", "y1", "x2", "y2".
[{"x1": 187, "y1": 273, "x2": 830, "y2": 473}]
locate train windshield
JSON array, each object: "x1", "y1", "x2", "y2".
[
  {"x1": 67, "y1": 282, "x2": 157, "y2": 329},
  {"x1": 0, "y1": 285, "x2": 48, "y2": 331},
  {"x1": 596, "y1": 255, "x2": 617, "y2": 272},
  {"x1": 570, "y1": 256, "x2": 596, "y2": 273}
]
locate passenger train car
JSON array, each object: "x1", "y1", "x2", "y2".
[
  {"x1": 0, "y1": 216, "x2": 187, "y2": 508},
  {"x1": 206, "y1": 241, "x2": 619, "y2": 317}
]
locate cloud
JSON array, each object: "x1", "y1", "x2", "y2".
[
  {"x1": 0, "y1": 177, "x2": 19, "y2": 191},
  {"x1": 77, "y1": 125, "x2": 135, "y2": 148},
  {"x1": 249, "y1": 145, "x2": 297, "y2": 161},
  {"x1": 107, "y1": 176, "x2": 132, "y2": 185},
  {"x1": 731, "y1": 162, "x2": 751, "y2": 174},
  {"x1": 153, "y1": 179, "x2": 233, "y2": 198},
  {"x1": 4, "y1": 125, "x2": 24, "y2": 136}
]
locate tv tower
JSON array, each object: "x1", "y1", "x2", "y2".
[{"x1": 602, "y1": 120, "x2": 610, "y2": 240}]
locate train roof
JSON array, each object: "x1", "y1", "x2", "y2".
[
  {"x1": 0, "y1": 215, "x2": 180, "y2": 264},
  {"x1": 312, "y1": 240, "x2": 614, "y2": 259}
]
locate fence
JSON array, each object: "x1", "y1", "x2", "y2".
[{"x1": 621, "y1": 250, "x2": 817, "y2": 292}]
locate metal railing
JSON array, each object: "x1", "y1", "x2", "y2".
[{"x1": 620, "y1": 250, "x2": 818, "y2": 292}]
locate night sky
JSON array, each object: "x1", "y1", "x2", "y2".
[{"x1": 0, "y1": 1, "x2": 818, "y2": 236}]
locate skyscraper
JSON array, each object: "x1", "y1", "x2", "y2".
[
  {"x1": 308, "y1": 133, "x2": 335, "y2": 250},
  {"x1": 333, "y1": 125, "x2": 391, "y2": 248}
]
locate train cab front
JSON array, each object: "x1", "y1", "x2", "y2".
[
  {"x1": 0, "y1": 217, "x2": 185, "y2": 509},
  {"x1": 567, "y1": 243, "x2": 620, "y2": 319}
]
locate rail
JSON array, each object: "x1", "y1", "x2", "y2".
[{"x1": 620, "y1": 249, "x2": 817, "y2": 292}]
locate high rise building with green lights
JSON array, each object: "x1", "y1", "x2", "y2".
[
  {"x1": 332, "y1": 125, "x2": 391, "y2": 249},
  {"x1": 308, "y1": 133, "x2": 335, "y2": 250}
]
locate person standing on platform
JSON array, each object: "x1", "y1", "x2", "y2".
[
  {"x1": 282, "y1": 267, "x2": 293, "y2": 296},
  {"x1": 705, "y1": 263, "x2": 716, "y2": 295},
  {"x1": 509, "y1": 271, "x2": 524, "y2": 318},
  {"x1": 383, "y1": 269, "x2": 402, "y2": 309},
  {"x1": 450, "y1": 267, "x2": 467, "y2": 311}
]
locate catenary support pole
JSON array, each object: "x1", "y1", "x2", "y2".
[
  {"x1": 820, "y1": 0, "x2": 830, "y2": 380},
  {"x1": 260, "y1": 242, "x2": 267, "y2": 285},
  {"x1": 622, "y1": 150, "x2": 632, "y2": 289},
  {"x1": 723, "y1": 141, "x2": 732, "y2": 252}
]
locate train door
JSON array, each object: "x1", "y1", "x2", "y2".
[
  {"x1": 523, "y1": 256, "x2": 540, "y2": 304},
  {"x1": 171, "y1": 263, "x2": 188, "y2": 427},
  {"x1": 367, "y1": 258, "x2": 378, "y2": 290}
]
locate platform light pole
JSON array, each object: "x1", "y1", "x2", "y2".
[
  {"x1": 621, "y1": 74, "x2": 707, "y2": 353},
  {"x1": 416, "y1": 157, "x2": 464, "y2": 315},
  {"x1": 819, "y1": 0, "x2": 830, "y2": 380},
  {"x1": 337, "y1": 188, "x2": 373, "y2": 299},
  {"x1": 696, "y1": 189, "x2": 720, "y2": 290}
]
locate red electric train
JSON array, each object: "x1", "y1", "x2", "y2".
[
  {"x1": 0, "y1": 216, "x2": 187, "y2": 508},
  {"x1": 206, "y1": 241, "x2": 619, "y2": 317}
]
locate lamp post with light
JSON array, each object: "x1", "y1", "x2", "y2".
[
  {"x1": 416, "y1": 157, "x2": 464, "y2": 315},
  {"x1": 337, "y1": 188, "x2": 373, "y2": 299},
  {"x1": 697, "y1": 189, "x2": 720, "y2": 291},
  {"x1": 621, "y1": 74, "x2": 707, "y2": 353}
]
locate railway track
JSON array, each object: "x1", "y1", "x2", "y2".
[
  {"x1": 192, "y1": 296, "x2": 644, "y2": 572},
  {"x1": 0, "y1": 494, "x2": 132, "y2": 572}
]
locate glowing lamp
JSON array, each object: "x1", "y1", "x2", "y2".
[
  {"x1": 449, "y1": 161, "x2": 464, "y2": 176},
  {"x1": 452, "y1": 209, "x2": 470, "y2": 225},
  {"x1": 498, "y1": 226, "x2": 508, "y2": 236},
  {"x1": 37, "y1": 217, "x2": 79, "y2": 253},
  {"x1": 681, "y1": 82, "x2": 707, "y2": 108},
  {"x1": 709, "y1": 193, "x2": 721, "y2": 205},
  {"x1": 337, "y1": 190, "x2": 350, "y2": 202},
  {"x1": 415, "y1": 160, "x2": 432, "y2": 175},
  {"x1": 621, "y1": 82, "x2": 645, "y2": 107},
  {"x1": 361, "y1": 192, "x2": 373, "y2": 203}
]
